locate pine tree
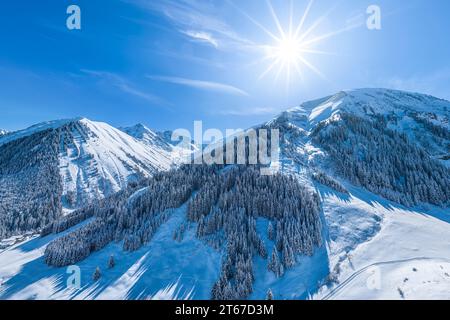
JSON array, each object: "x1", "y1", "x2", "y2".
[
  {"x1": 108, "y1": 255, "x2": 115, "y2": 269},
  {"x1": 267, "y1": 288, "x2": 273, "y2": 300},
  {"x1": 267, "y1": 222, "x2": 274, "y2": 241},
  {"x1": 268, "y1": 247, "x2": 284, "y2": 277},
  {"x1": 93, "y1": 267, "x2": 101, "y2": 281}
]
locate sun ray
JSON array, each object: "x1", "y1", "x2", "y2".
[
  {"x1": 301, "y1": 22, "x2": 363, "y2": 47},
  {"x1": 300, "y1": 48, "x2": 337, "y2": 56},
  {"x1": 298, "y1": 56, "x2": 327, "y2": 81},
  {"x1": 240, "y1": 0, "x2": 355, "y2": 85},
  {"x1": 274, "y1": 60, "x2": 285, "y2": 82},
  {"x1": 259, "y1": 58, "x2": 281, "y2": 80},
  {"x1": 292, "y1": 59, "x2": 305, "y2": 83},
  {"x1": 297, "y1": 4, "x2": 338, "y2": 43},
  {"x1": 294, "y1": 0, "x2": 314, "y2": 38},
  {"x1": 246, "y1": 50, "x2": 277, "y2": 68},
  {"x1": 266, "y1": 0, "x2": 286, "y2": 39},
  {"x1": 226, "y1": 0, "x2": 281, "y2": 42},
  {"x1": 286, "y1": 63, "x2": 291, "y2": 92},
  {"x1": 289, "y1": 0, "x2": 294, "y2": 35}
]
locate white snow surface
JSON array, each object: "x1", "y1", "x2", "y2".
[
  {"x1": 314, "y1": 185, "x2": 450, "y2": 300},
  {"x1": 0, "y1": 205, "x2": 221, "y2": 300},
  {"x1": 302, "y1": 88, "x2": 450, "y2": 126},
  {"x1": 120, "y1": 124, "x2": 195, "y2": 166},
  {"x1": 59, "y1": 118, "x2": 174, "y2": 209}
]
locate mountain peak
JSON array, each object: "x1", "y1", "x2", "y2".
[
  {"x1": 277, "y1": 88, "x2": 450, "y2": 128},
  {"x1": 0, "y1": 117, "x2": 87, "y2": 146},
  {"x1": 120, "y1": 123, "x2": 159, "y2": 140}
]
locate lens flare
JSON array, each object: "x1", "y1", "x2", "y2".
[{"x1": 228, "y1": 0, "x2": 363, "y2": 86}]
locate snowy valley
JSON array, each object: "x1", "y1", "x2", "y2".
[{"x1": 0, "y1": 88, "x2": 449, "y2": 300}]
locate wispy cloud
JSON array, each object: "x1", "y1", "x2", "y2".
[
  {"x1": 147, "y1": 75, "x2": 249, "y2": 96},
  {"x1": 181, "y1": 30, "x2": 219, "y2": 48},
  {"x1": 81, "y1": 69, "x2": 164, "y2": 104},
  {"x1": 124, "y1": 0, "x2": 252, "y2": 50},
  {"x1": 217, "y1": 106, "x2": 280, "y2": 116}
]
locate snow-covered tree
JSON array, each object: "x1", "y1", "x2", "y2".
[
  {"x1": 267, "y1": 289, "x2": 274, "y2": 300},
  {"x1": 93, "y1": 267, "x2": 101, "y2": 281},
  {"x1": 108, "y1": 255, "x2": 115, "y2": 269}
]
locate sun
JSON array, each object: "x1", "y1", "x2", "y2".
[
  {"x1": 228, "y1": 0, "x2": 363, "y2": 85},
  {"x1": 260, "y1": 32, "x2": 307, "y2": 83},
  {"x1": 275, "y1": 36, "x2": 303, "y2": 64}
]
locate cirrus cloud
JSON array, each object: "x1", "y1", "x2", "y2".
[{"x1": 146, "y1": 75, "x2": 249, "y2": 96}]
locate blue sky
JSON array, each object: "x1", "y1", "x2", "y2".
[{"x1": 0, "y1": 0, "x2": 449, "y2": 132}]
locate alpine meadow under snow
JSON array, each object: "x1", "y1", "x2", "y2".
[{"x1": 0, "y1": 88, "x2": 449, "y2": 300}]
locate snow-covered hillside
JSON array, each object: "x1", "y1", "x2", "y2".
[
  {"x1": 0, "y1": 88, "x2": 448, "y2": 300},
  {"x1": 121, "y1": 124, "x2": 196, "y2": 166},
  {"x1": 1, "y1": 118, "x2": 174, "y2": 210},
  {"x1": 311, "y1": 183, "x2": 450, "y2": 300},
  {"x1": 0, "y1": 118, "x2": 176, "y2": 239},
  {"x1": 275, "y1": 88, "x2": 449, "y2": 163},
  {"x1": 58, "y1": 118, "x2": 173, "y2": 209},
  {"x1": 120, "y1": 124, "x2": 173, "y2": 151},
  {"x1": 267, "y1": 88, "x2": 450, "y2": 299},
  {"x1": 0, "y1": 129, "x2": 7, "y2": 137}
]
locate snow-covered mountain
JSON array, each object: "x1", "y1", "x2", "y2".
[
  {"x1": 0, "y1": 88, "x2": 448, "y2": 300},
  {"x1": 121, "y1": 124, "x2": 197, "y2": 165},
  {"x1": 0, "y1": 129, "x2": 7, "y2": 137},
  {"x1": 56, "y1": 119, "x2": 173, "y2": 207},
  {"x1": 273, "y1": 88, "x2": 449, "y2": 163},
  {"x1": 120, "y1": 124, "x2": 173, "y2": 151},
  {"x1": 0, "y1": 118, "x2": 175, "y2": 239}
]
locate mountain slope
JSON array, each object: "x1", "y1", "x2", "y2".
[
  {"x1": 58, "y1": 118, "x2": 173, "y2": 208},
  {"x1": 268, "y1": 88, "x2": 449, "y2": 207},
  {"x1": 120, "y1": 124, "x2": 197, "y2": 165},
  {"x1": 0, "y1": 118, "x2": 174, "y2": 239},
  {"x1": 0, "y1": 128, "x2": 62, "y2": 240},
  {"x1": 274, "y1": 88, "x2": 449, "y2": 162},
  {"x1": 119, "y1": 124, "x2": 173, "y2": 152}
]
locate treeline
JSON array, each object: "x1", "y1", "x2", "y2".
[
  {"x1": 312, "y1": 113, "x2": 450, "y2": 207},
  {"x1": 0, "y1": 129, "x2": 62, "y2": 239},
  {"x1": 312, "y1": 171, "x2": 349, "y2": 194}
]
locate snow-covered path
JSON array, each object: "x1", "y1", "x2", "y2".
[{"x1": 322, "y1": 257, "x2": 450, "y2": 300}]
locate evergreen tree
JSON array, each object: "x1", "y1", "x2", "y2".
[
  {"x1": 267, "y1": 288, "x2": 273, "y2": 300},
  {"x1": 268, "y1": 222, "x2": 274, "y2": 241},
  {"x1": 108, "y1": 255, "x2": 115, "y2": 269},
  {"x1": 93, "y1": 267, "x2": 101, "y2": 281}
]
